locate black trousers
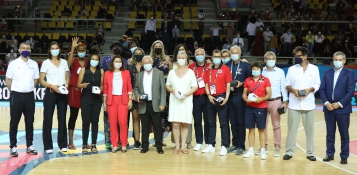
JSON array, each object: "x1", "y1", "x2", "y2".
[
  {"x1": 42, "y1": 88, "x2": 68, "y2": 150},
  {"x1": 81, "y1": 94, "x2": 102, "y2": 145},
  {"x1": 68, "y1": 106, "x2": 79, "y2": 130},
  {"x1": 247, "y1": 35, "x2": 255, "y2": 52},
  {"x1": 140, "y1": 101, "x2": 162, "y2": 149},
  {"x1": 9, "y1": 91, "x2": 35, "y2": 148},
  {"x1": 147, "y1": 30, "x2": 156, "y2": 47}
]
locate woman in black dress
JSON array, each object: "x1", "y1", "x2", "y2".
[
  {"x1": 77, "y1": 54, "x2": 104, "y2": 154},
  {"x1": 128, "y1": 47, "x2": 145, "y2": 150}
]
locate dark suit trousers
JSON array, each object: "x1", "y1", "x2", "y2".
[
  {"x1": 228, "y1": 94, "x2": 246, "y2": 150},
  {"x1": 207, "y1": 94, "x2": 229, "y2": 147},
  {"x1": 10, "y1": 91, "x2": 35, "y2": 148},
  {"x1": 141, "y1": 101, "x2": 163, "y2": 149},
  {"x1": 325, "y1": 112, "x2": 350, "y2": 159}
]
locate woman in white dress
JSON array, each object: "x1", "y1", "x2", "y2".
[{"x1": 166, "y1": 52, "x2": 197, "y2": 154}]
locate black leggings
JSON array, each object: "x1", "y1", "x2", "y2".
[
  {"x1": 82, "y1": 101, "x2": 102, "y2": 145},
  {"x1": 68, "y1": 106, "x2": 79, "y2": 130}
]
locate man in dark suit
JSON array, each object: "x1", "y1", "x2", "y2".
[
  {"x1": 161, "y1": 18, "x2": 172, "y2": 54},
  {"x1": 134, "y1": 55, "x2": 167, "y2": 154},
  {"x1": 320, "y1": 51, "x2": 355, "y2": 164}
]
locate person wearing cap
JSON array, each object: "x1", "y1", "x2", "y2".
[
  {"x1": 225, "y1": 46, "x2": 251, "y2": 155},
  {"x1": 100, "y1": 42, "x2": 128, "y2": 149},
  {"x1": 202, "y1": 49, "x2": 232, "y2": 156},
  {"x1": 6, "y1": 42, "x2": 39, "y2": 157},
  {"x1": 66, "y1": 37, "x2": 89, "y2": 150}
]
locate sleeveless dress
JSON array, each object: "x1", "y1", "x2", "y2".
[{"x1": 68, "y1": 58, "x2": 88, "y2": 108}]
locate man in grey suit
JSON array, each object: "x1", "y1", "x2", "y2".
[{"x1": 134, "y1": 55, "x2": 167, "y2": 154}]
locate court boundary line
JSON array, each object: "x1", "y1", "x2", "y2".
[{"x1": 296, "y1": 121, "x2": 356, "y2": 175}]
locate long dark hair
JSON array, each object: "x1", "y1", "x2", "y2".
[
  {"x1": 172, "y1": 44, "x2": 188, "y2": 63},
  {"x1": 86, "y1": 53, "x2": 101, "y2": 70},
  {"x1": 47, "y1": 41, "x2": 61, "y2": 60},
  {"x1": 108, "y1": 55, "x2": 126, "y2": 72}
]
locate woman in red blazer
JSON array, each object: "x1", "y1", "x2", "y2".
[{"x1": 103, "y1": 56, "x2": 133, "y2": 153}]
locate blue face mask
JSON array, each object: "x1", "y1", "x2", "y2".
[
  {"x1": 21, "y1": 50, "x2": 31, "y2": 58},
  {"x1": 130, "y1": 47, "x2": 137, "y2": 54},
  {"x1": 78, "y1": 52, "x2": 86, "y2": 58},
  {"x1": 196, "y1": 55, "x2": 204, "y2": 62},
  {"x1": 51, "y1": 49, "x2": 60, "y2": 56},
  {"x1": 90, "y1": 60, "x2": 99, "y2": 67},
  {"x1": 333, "y1": 61, "x2": 343, "y2": 69},
  {"x1": 222, "y1": 58, "x2": 230, "y2": 64},
  {"x1": 295, "y1": 57, "x2": 303, "y2": 64},
  {"x1": 266, "y1": 60, "x2": 276, "y2": 68},
  {"x1": 231, "y1": 54, "x2": 239, "y2": 61},
  {"x1": 144, "y1": 63, "x2": 152, "y2": 71},
  {"x1": 252, "y1": 70, "x2": 261, "y2": 77},
  {"x1": 213, "y1": 58, "x2": 221, "y2": 65}
]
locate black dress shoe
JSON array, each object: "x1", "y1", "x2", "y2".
[
  {"x1": 323, "y1": 156, "x2": 334, "y2": 162},
  {"x1": 157, "y1": 147, "x2": 164, "y2": 154},
  {"x1": 140, "y1": 148, "x2": 148, "y2": 153},
  {"x1": 306, "y1": 156, "x2": 316, "y2": 161},
  {"x1": 283, "y1": 154, "x2": 292, "y2": 160},
  {"x1": 341, "y1": 158, "x2": 347, "y2": 164}
]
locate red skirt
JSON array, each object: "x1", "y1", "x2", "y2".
[{"x1": 68, "y1": 86, "x2": 82, "y2": 108}]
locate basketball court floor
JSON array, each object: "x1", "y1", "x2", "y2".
[{"x1": 0, "y1": 103, "x2": 356, "y2": 175}]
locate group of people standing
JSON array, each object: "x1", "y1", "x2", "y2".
[{"x1": 5, "y1": 38, "x2": 355, "y2": 164}]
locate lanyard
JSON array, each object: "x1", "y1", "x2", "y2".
[
  {"x1": 230, "y1": 61, "x2": 240, "y2": 80},
  {"x1": 194, "y1": 63, "x2": 206, "y2": 78},
  {"x1": 209, "y1": 63, "x2": 222, "y2": 85}
]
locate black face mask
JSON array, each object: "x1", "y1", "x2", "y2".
[
  {"x1": 135, "y1": 55, "x2": 143, "y2": 62},
  {"x1": 113, "y1": 48, "x2": 122, "y2": 55},
  {"x1": 295, "y1": 57, "x2": 303, "y2": 64},
  {"x1": 154, "y1": 48, "x2": 162, "y2": 55}
]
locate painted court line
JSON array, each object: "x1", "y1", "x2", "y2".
[{"x1": 296, "y1": 121, "x2": 356, "y2": 175}]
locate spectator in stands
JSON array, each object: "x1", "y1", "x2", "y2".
[
  {"x1": 33, "y1": 5, "x2": 41, "y2": 32},
  {"x1": 343, "y1": 35, "x2": 354, "y2": 57},
  {"x1": 145, "y1": 15, "x2": 157, "y2": 47},
  {"x1": 280, "y1": 28, "x2": 294, "y2": 56},
  {"x1": 345, "y1": 3, "x2": 354, "y2": 21},
  {"x1": 232, "y1": 32, "x2": 244, "y2": 50},
  {"x1": 233, "y1": 9, "x2": 242, "y2": 33},
  {"x1": 222, "y1": 39, "x2": 232, "y2": 51},
  {"x1": 9, "y1": 35, "x2": 18, "y2": 51},
  {"x1": 263, "y1": 26, "x2": 273, "y2": 52},
  {"x1": 224, "y1": 9, "x2": 231, "y2": 20},
  {"x1": 89, "y1": 37, "x2": 103, "y2": 54},
  {"x1": 155, "y1": 0, "x2": 163, "y2": 11},
  {"x1": 26, "y1": 37, "x2": 37, "y2": 52},
  {"x1": 268, "y1": 19, "x2": 276, "y2": 34},
  {"x1": 345, "y1": 22, "x2": 355, "y2": 43},
  {"x1": 118, "y1": 35, "x2": 129, "y2": 49},
  {"x1": 248, "y1": 9, "x2": 257, "y2": 23},
  {"x1": 278, "y1": 5, "x2": 286, "y2": 20},
  {"x1": 334, "y1": 33, "x2": 344, "y2": 52},
  {"x1": 198, "y1": 9, "x2": 205, "y2": 39},
  {"x1": 269, "y1": 33, "x2": 280, "y2": 55},
  {"x1": 246, "y1": 20, "x2": 256, "y2": 54},
  {"x1": 162, "y1": 18, "x2": 171, "y2": 54},
  {"x1": 13, "y1": 7, "x2": 21, "y2": 32},
  {"x1": 314, "y1": 31, "x2": 325, "y2": 57},
  {"x1": 328, "y1": 0, "x2": 336, "y2": 11},
  {"x1": 0, "y1": 17, "x2": 8, "y2": 36},
  {"x1": 252, "y1": 28, "x2": 264, "y2": 56},
  {"x1": 323, "y1": 43, "x2": 333, "y2": 65},
  {"x1": 5, "y1": 47, "x2": 17, "y2": 64},
  {"x1": 255, "y1": 18, "x2": 264, "y2": 32},
  {"x1": 171, "y1": 16, "x2": 181, "y2": 41},
  {"x1": 336, "y1": 0, "x2": 345, "y2": 20},
  {"x1": 263, "y1": 9, "x2": 272, "y2": 27},
  {"x1": 305, "y1": 31, "x2": 314, "y2": 57},
  {"x1": 96, "y1": 24, "x2": 105, "y2": 43},
  {"x1": 210, "y1": 23, "x2": 221, "y2": 49},
  {"x1": 224, "y1": 22, "x2": 235, "y2": 43},
  {"x1": 0, "y1": 35, "x2": 7, "y2": 54},
  {"x1": 167, "y1": 11, "x2": 175, "y2": 20}
]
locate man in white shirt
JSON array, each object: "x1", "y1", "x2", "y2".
[
  {"x1": 198, "y1": 9, "x2": 205, "y2": 20},
  {"x1": 210, "y1": 23, "x2": 221, "y2": 49},
  {"x1": 261, "y1": 51, "x2": 288, "y2": 157},
  {"x1": 283, "y1": 46, "x2": 320, "y2": 161},
  {"x1": 255, "y1": 18, "x2": 264, "y2": 32},
  {"x1": 314, "y1": 31, "x2": 325, "y2": 57},
  {"x1": 232, "y1": 32, "x2": 244, "y2": 48},
  {"x1": 134, "y1": 55, "x2": 166, "y2": 154},
  {"x1": 280, "y1": 28, "x2": 294, "y2": 56},
  {"x1": 5, "y1": 42, "x2": 39, "y2": 157},
  {"x1": 246, "y1": 20, "x2": 256, "y2": 54},
  {"x1": 198, "y1": 9, "x2": 205, "y2": 39},
  {"x1": 6, "y1": 48, "x2": 17, "y2": 64},
  {"x1": 263, "y1": 26, "x2": 273, "y2": 52},
  {"x1": 145, "y1": 15, "x2": 156, "y2": 47}
]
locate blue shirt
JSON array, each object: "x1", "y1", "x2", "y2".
[
  {"x1": 226, "y1": 60, "x2": 251, "y2": 93},
  {"x1": 100, "y1": 55, "x2": 128, "y2": 71}
]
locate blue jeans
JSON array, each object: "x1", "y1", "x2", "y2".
[
  {"x1": 192, "y1": 95, "x2": 209, "y2": 144},
  {"x1": 207, "y1": 94, "x2": 229, "y2": 147},
  {"x1": 228, "y1": 93, "x2": 246, "y2": 150},
  {"x1": 307, "y1": 43, "x2": 313, "y2": 57}
]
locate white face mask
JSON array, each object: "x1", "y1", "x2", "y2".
[{"x1": 177, "y1": 59, "x2": 186, "y2": 66}]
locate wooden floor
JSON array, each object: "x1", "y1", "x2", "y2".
[{"x1": 0, "y1": 105, "x2": 357, "y2": 175}]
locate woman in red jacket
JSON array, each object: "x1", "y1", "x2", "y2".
[{"x1": 103, "y1": 56, "x2": 133, "y2": 153}]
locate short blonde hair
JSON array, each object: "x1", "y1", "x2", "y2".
[{"x1": 264, "y1": 51, "x2": 276, "y2": 59}]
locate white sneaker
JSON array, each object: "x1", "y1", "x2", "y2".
[
  {"x1": 194, "y1": 144, "x2": 202, "y2": 151},
  {"x1": 243, "y1": 150, "x2": 254, "y2": 158},
  {"x1": 202, "y1": 144, "x2": 215, "y2": 153},
  {"x1": 45, "y1": 149, "x2": 53, "y2": 154},
  {"x1": 273, "y1": 147, "x2": 280, "y2": 157},
  {"x1": 61, "y1": 148, "x2": 68, "y2": 152},
  {"x1": 255, "y1": 148, "x2": 268, "y2": 155},
  {"x1": 261, "y1": 150, "x2": 266, "y2": 160},
  {"x1": 219, "y1": 146, "x2": 227, "y2": 156}
]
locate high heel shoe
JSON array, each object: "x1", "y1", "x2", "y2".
[
  {"x1": 91, "y1": 145, "x2": 98, "y2": 153},
  {"x1": 82, "y1": 145, "x2": 88, "y2": 154}
]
